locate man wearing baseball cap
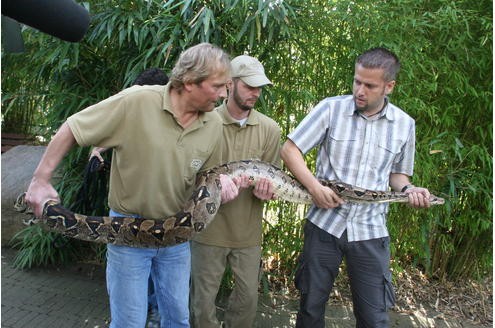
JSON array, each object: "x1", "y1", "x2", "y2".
[{"x1": 190, "y1": 55, "x2": 281, "y2": 328}]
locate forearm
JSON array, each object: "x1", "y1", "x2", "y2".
[
  {"x1": 280, "y1": 139, "x2": 320, "y2": 193},
  {"x1": 27, "y1": 122, "x2": 77, "y2": 216},
  {"x1": 33, "y1": 122, "x2": 77, "y2": 182},
  {"x1": 389, "y1": 173, "x2": 413, "y2": 192}
]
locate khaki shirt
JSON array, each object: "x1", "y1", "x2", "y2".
[
  {"x1": 193, "y1": 101, "x2": 281, "y2": 247},
  {"x1": 67, "y1": 83, "x2": 223, "y2": 218}
]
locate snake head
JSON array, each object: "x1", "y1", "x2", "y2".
[
  {"x1": 13, "y1": 193, "x2": 33, "y2": 214},
  {"x1": 14, "y1": 193, "x2": 41, "y2": 225}
]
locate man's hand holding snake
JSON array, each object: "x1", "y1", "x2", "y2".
[
  {"x1": 25, "y1": 177, "x2": 60, "y2": 218},
  {"x1": 252, "y1": 177, "x2": 275, "y2": 201},
  {"x1": 309, "y1": 182, "x2": 345, "y2": 209},
  {"x1": 404, "y1": 186, "x2": 431, "y2": 208},
  {"x1": 219, "y1": 174, "x2": 250, "y2": 203}
]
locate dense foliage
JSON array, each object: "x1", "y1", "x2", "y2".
[{"x1": 2, "y1": 0, "x2": 491, "y2": 282}]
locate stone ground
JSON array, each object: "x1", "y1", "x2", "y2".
[{"x1": 1, "y1": 247, "x2": 486, "y2": 328}]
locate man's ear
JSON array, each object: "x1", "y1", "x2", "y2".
[
  {"x1": 183, "y1": 81, "x2": 195, "y2": 92},
  {"x1": 385, "y1": 80, "x2": 396, "y2": 95},
  {"x1": 227, "y1": 79, "x2": 234, "y2": 90}
]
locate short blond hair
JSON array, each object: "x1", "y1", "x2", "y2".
[{"x1": 170, "y1": 43, "x2": 230, "y2": 92}]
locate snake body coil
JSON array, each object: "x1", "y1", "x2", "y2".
[{"x1": 14, "y1": 160, "x2": 444, "y2": 247}]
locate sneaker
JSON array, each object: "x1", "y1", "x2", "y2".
[{"x1": 146, "y1": 307, "x2": 161, "y2": 328}]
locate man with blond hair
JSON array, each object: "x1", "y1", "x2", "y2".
[{"x1": 25, "y1": 43, "x2": 243, "y2": 328}]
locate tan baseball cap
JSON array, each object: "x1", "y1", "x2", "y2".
[{"x1": 230, "y1": 55, "x2": 272, "y2": 87}]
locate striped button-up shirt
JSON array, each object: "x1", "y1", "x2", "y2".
[{"x1": 288, "y1": 95, "x2": 416, "y2": 241}]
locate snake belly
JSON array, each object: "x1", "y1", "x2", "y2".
[{"x1": 14, "y1": 160, "x2": 444, "y2": 247}]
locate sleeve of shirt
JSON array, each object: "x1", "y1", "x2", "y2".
[
  {"x1": 66, "y1": 92, "x2": 128, "y2": 148},
  {"x1": 287, "y1": 99, "x2": 330, "y2": 155},
  {"x1": 391, "y1": 120, "x2": 415, "y2": 176}
]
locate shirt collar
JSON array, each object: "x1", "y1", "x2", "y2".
[
  {"x1": 217, "y1": 100, "x2": 260, "y2": 126},
  {"x1": 349, "y1": 96, "x2": 394, "y2": 121}
]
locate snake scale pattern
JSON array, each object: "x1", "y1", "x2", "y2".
[{"x1": 14, "y1": 160, "x2": 445, "y2": 248}]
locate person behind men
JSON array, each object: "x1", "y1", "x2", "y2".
[
  {"x1": 190, "y1": 55, "x2": 281, "y2": 327},
  {"x1": 25, "y1": 42, "x2": 244, "y2": 328},
  {"x1": 88, "y1": 67, "x2": 169, "y2": 328},
  {"x1": 280, "y1": 47, "x2": 433, "y2": 327}
]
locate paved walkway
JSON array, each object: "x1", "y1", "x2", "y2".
[{"x1": 1, "y1": 247, "x2": 484, "y2": 328}]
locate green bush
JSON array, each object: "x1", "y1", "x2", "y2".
[{"x1": 9, "y1": 225, "x2": 79, "y2": 269}]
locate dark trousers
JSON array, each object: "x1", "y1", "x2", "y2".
[{"x1": 295, "y1": 221, "x2": 395, "y2": 328}]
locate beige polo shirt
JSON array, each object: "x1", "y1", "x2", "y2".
[
  {"x1": 193, "y1": 101, "x2": 281, "y2": 247},
  {"x1": 67, "y1": 83, "x2": 223, "y2": 219}
]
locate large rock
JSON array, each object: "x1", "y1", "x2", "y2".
[{"x1": 1, "y1": 145, "x2": 50, "y2": 245}]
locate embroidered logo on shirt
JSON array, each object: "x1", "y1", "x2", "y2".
[{"x1": 190, "y1": 159, "x2": 203, "y2": 171}]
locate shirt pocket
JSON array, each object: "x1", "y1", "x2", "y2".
[
  {"x1": 327, "y1": 131, "x2": 358, "y2": 172},
  {"x1": 370, "y1": 139, "x2": 403, "y2": 170}
]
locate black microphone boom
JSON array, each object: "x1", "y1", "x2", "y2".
[{"x1": 2, "y1": 0, "x2": 90, "y2": 42}]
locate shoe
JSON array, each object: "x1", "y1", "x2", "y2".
[{"x1": 146, "y1": 307, "x2": 161, "y2": 328}]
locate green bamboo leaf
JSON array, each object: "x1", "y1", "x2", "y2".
[
  {"x1": 236, "y1": 16, "x2": 252, "y2": 41},
  {"x1": 118, "y1": 28, "x2": 126, "y2": 47},
  {"x1": 188, "y1": 6, "x2": 205, "y2": 27},
  {"x1": 135, "y1": 28, "x2": 141, "y2": 48},
  {"x1": 262, "y1": 3, "x2": 269, "y2": 27},
  {"x1": 249, "y1": 20, "x2": 255, "y2": 48},
  {"x1": 203, "y1": 8, "x2": 211, "y2": 38},
  {"x1": 256, "y1": 15, "x2": 261, "y2": 41},
  {"x1": 128, "y1": 16, "x2": 134, "y2": 42},
  {"x1": 181, "y1": 0, "x2": 193, "y2": 16}
]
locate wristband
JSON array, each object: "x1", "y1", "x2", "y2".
[{"x1": 401, "y1": 184, "x2": 413, "y2": 192}]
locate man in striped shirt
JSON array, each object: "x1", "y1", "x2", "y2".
[{"x1": 281, "y1": 47, "x2": 432, "y2": 327}]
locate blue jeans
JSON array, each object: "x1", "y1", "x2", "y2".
[{"x1": 106, "y1": 209, "x2": 191, "y2": 328}]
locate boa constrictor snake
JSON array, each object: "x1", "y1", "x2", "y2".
[{"x1": 14, "y1": 160, "x2": 445, "y2": 248}]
